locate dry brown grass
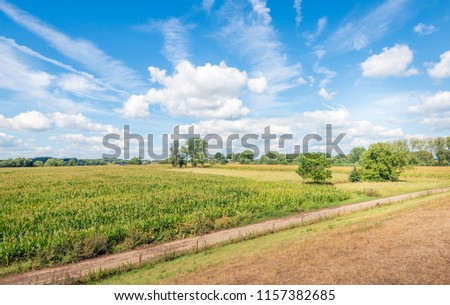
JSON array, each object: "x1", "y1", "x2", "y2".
[{"x1": 161, "y1": 195, "x2": 450, "y2": 285}]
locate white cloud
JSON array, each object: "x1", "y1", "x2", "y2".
[
  {"x1": 0, "y1": 111, "x2": 117, "y2": 133},
  {"x1": 304, "y1": 17, "x2": 327, "y2": 44},
  {"x1": 361, "y1": 44, "x2": 418, "y2": 78},
  {"x1": 118, "y1": 61, "x2": 251, "y2": 119},
  {"x1": 202, "y1": 0, "x2": 215, "y2": 13},
  {"x1": 293, "y1": 0, "x2": 302, "y2": 28},
  {"x1": 0, "y1": 132, "x2": 17, "y2": 146},
  {"x1": 427, "y1": 50, "x2": 450, "y2": 80},
  {"x1": 249, "y1": 0, "x2": 272, "y2": 24},
  {"x1": 407, "y1": 91, "x2": 450, "y2": 131},
  {"x1": 48, "y1": 133, "x2": 103, "y2": 145},
  {"x1": 326, "y1": 0, "x2": 409, "y2": 53},
  {"x1": 0, "y1": 0, "x2": 143, "y2": 91},
  {"x1": 413, "y1": 23, "x2": 437, "y2": 35},
  {"x1": 421, "y1": 116, "x2": 450, "y2": 131},
  {"x1": 247, "y1": 77, "x2": 267, "y2": 93},
  {"x1": 318, "y1": 88, "x2": 337, "y2": 100},
  {"x1": 50, "y1": 112, "x2": 117, "y2": 133},
  {"x1": 0, "y1": 40, "x2": 53, "y2": 95},
  {"x1": 408, "y1": 91, "x2": 450, "y2": 113},
  {"x1": 136, "y1": 18, "x2": 192, "y2": 65},
  {"x1": 219, "y1": 0, "x2": 301, "y2": 93},
  {"x1": 178, "y1": 107, "x2": 404, "y2": 154},
  {"x1": 313, "y1": 63, "x2": 337, "y2": 87},
  {"x1": 0, "y1": 111, "x2": 52, "y2": 131}
]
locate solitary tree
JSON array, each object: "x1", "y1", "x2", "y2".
[
  {"x1": 169, "y1": 141, "x2": 180, "y2": 167},
  {"x1": 360, "y1": 142, "x2": 409, "y2": 181},
  {"x1": 187, "y1": 138, "x2": 208, "y2": 167},
  {"x1": 296, "y1": 153, "x2": 332, "y2": 183}
]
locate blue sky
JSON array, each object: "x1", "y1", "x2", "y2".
[{"x1": 0, "y1": 0, "x2": 449, "y2": 158}]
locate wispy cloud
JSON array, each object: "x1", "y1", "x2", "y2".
[
  {"x1": 325, "y1": 0, "x2": 410, "y2": 53},
  {"x1": 304, "y1": 17, "x2": 327, "y2": 45},
  {"x1": 293, "y1": 0, "x2": 302, "y2": 28},
  {"x1": 202, "y1": 0, "x2": 215, "y2": 13},
  {"x1": 218, "y1": 0, "x2": 301, "y2": 93},
  {"x1": 135, "y1": 18, "x2": 193, "y2": 65},
  {"x1": 0, "y1": 0, "x2": 144, "y2": 92},
  {"x1": 413, "y1": 23, "x2": 438, "y2": 35}
]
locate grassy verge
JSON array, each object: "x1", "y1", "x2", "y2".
[{"x1": 95, "y1": 192, "x2": 450, "y2": 285}]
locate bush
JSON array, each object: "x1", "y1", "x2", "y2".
[
  {"x1": 296, "y1": 153, "x2": 332, "y2": 183},
  {"x1": 349, "y1": 167, "x2": 362, "y2": 182}
]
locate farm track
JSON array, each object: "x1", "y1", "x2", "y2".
[{"x1": 1, "y1": 187, "x2": 449, "y2": 285}]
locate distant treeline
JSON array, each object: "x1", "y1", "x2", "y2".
[
  {"x1": 1, "y1": 136, "x2": 449, "y2": 168},
  {"x1": 0, "y1": 157, "x2": 147, "y2": 168}
]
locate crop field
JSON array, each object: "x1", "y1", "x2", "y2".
[
  {"x1": 98, "y1": 192, "x2": 450, "y2": 285},
  {"x1": 0, "y1": 165, "x2": 449, "y2": 276}
]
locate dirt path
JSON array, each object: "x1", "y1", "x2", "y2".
[{"x1": 1, "y1": 187, "x2": 449, "y2": 284}]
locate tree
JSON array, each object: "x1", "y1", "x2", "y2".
[
  {"x1": 44, "y1": 158, "x2": 64, "y2": 167},
  {"x1": 240, "y1": 150, "x2": 254, "y2": 162},
  {"x1": 169, "y1": 141, "x2": 180, "y2": 167},
  {"x1": 296, "y1": 153, "x2": 332, "y2": 183},
  {"x1": 348, "y1": 167, "x2": 362, "y2": 182},
  {"x1": 360, "y1": 142, "x2": 409, "y2": 182},
  {"x1": 33, "y1": 160, "x2": 44, "y2": 167},
  {"x1": 128, "y1": 157, "x2": 142, "y2": 165},
  {"x1": 67, "y1": 158, "x2": 77, "y2": 166},
  {"x1": 348, "y1": 147, "x2": 366, "y2": 164},
  {"x1": 187, "y1": 138, "x2": 208, "y2": 167},
  {"x1": 214, "y1": 152, "x2": 225, "y2": 161}
]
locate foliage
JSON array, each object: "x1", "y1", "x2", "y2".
[
  {"x1": 360, "y1": 142, "x2": 410, "y2": 181},
  {"x1": 128, "y1": 157, "x2": 142, "y2": 165},
  {"x1": 33, "y1": 160, "x2": 44, "y2": 167},
  {"x1": 44, "y1": 158, "x2": 64, "y2": 167},
  {"x1": 348, "y1": 167, "x2": 362, "y2": 182},
  {"x1": 186, "y1": 138, "x2": 208, "y2": 167},
  {"x1": 240, "y1": 150, "x2": 254, "y2": 162},
  {"x1": 348, "y1": 147, "x2": 366, "y2": 164},
  {"x1": 296, "y1": 153, "x2": 332, "y2": 183},
  {"x1": 67, "y1": 158, "x2": 77, "y2": 166}
]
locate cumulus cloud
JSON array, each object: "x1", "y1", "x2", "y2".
[
  {"x1": 247, "y1": 76, "x2": 267, "y2": 94},
  {"x1": 413, "y1": 23, "x2": 437, "y2": 35},
  {"x1": 48, "y1": 133, "x2": 103, "y2": 145},
  {"x1": 318, "y1": 88, "x2": 337, "y2": 100},
  {"x1": 361, "y1": 44, "x2": 418, "y2": 78},
  {"x1": 118, "y1": 61, "x2": 254, "y2": 119},
  {"x1": 427, "y1": 50, "x2": 450, "y2": 80},
  {"x1": 177, "y1": 107, "x2": 404, "y2": 154},
  {"x1": 408, "y1": 91, "x2": 450, "y2": 113},
  {"x1": 0, "y1": 111, "x2": 117, "y2": 132},
  {"x1": 407, "y1": 91, "x2": 450, "y2": 131}
]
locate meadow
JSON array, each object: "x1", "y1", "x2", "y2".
[{"x1": 0, "y1": 164, "x2": 449, "y2": 276}]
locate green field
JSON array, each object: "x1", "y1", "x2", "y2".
[{"x1": 1, "y1": 164, "x2": 449, "y2": 276}]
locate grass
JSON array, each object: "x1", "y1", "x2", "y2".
[
  {"x1": 96, "y1": 192, "x2": 450, "y2": 285},
  {"x1": 0, "y1": 164, "x2": 449, "y2": 278}
]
